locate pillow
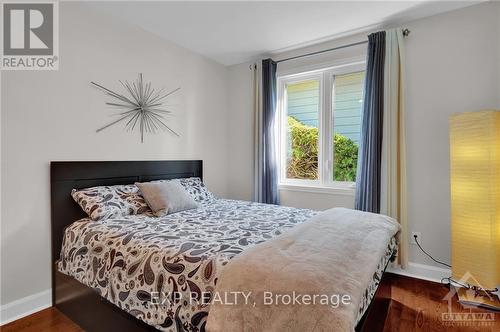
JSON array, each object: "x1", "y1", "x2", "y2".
[
  {"x1": 135, "y1": 180, "x2": 199, "y2": 217},
  {"x1": 71, "y1": 184, "x2": 150, "y2": 221},
  {"x1": 178, "y1": 177, "x2": 216, "y2": 202}
]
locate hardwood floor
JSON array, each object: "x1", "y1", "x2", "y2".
[
  {"x1": 2, "y1": 273, "x2": 498, "y2": 332},
  {"x1": 383, "y1": 273, "x2": 499, "y2": 332},
  {"x1": 1, "y1": 307, "x2": 83, "y2": 332}
]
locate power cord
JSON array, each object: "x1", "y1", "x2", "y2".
[
  {"x1": 441, "y1": 276, "x2": 499, "y2": 298},
  {"x1": 413, "y1": 234, "x2": 499, "y2": 296},
  {"x1": 413, "y1": 234, "x2": 451, "y2": 268}
]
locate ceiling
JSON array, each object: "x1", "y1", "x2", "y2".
[{"x1": 86, "y1": 1, "x2": 482, "y2": 66}]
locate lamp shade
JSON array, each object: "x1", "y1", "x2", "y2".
[{"x1": 450, "y1": 110, "x2": 500, "y2": 290}]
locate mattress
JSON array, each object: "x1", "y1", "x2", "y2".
[{"x1": 58, "y1": 199, "x2": 397, "y2": 331}]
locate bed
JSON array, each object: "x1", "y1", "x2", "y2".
[{"x1": 51, "y1": 160, "x2": 397, "y2": 332}]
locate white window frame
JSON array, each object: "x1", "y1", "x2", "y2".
[{"x1": 277, "y1": 61, "x2": 365, "y2": 193}]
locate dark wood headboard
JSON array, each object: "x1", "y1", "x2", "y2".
[
  {"x1": 50, "y1": 161, "x2": 202, "y2": 328},
  {"x1": 50, "y1": 160, "x2": 202, "y2": 264}
]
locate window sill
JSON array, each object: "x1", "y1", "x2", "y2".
[{"x1": 278, "y1": 183, "x2": 355, "y2": 196}]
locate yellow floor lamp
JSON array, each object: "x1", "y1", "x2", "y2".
[{"x1": 449, "y1": 110, "x2": 500, "y2": 309}]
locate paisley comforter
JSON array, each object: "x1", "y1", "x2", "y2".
[{"x1": 58, "y1": 199, "x2": 396, "y2": 331}]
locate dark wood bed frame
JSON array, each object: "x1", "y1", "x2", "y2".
[{"x1": 50, "y1": 160, "x2": 392, "y2": 332}]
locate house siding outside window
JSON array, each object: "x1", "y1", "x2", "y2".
[{"x1": 286, "y1": 71, "x2": 364, "y2": 144}]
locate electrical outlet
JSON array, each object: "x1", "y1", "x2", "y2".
[{"x1": 411, "y1": 232, "x2": 421, "y2": 245}]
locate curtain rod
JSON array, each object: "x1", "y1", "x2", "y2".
[{"x1": 275, "y1": 28, "x2": 410, "y2": 64}]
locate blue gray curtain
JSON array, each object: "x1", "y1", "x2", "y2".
[
  {"x1": 355, "y1": 31, "x2": 386, "y2": 213},
  {"x1": 261, "y1": 59, "x2": 279, "y2": 205}
]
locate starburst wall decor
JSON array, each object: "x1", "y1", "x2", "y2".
[{"x1": 91, "y1": 73, "x2": 180, "y2": 143}]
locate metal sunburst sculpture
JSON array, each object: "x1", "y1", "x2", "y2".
[{"x1": 91, "y1": 73, "x2": 179, "y2": 143}]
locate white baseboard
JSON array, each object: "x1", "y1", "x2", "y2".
[
  {"x1": 388, "y1": 262, "x2": 451, "y2": 283},
  {"x1": 0, "y1": 289, "x2": 51, "y2": 325}
]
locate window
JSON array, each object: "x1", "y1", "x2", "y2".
[
  {"x1": 283, "y1": 77, "x2": 320, "y2": 180},
  {"x1": 277, "y1": 63, "x2": 365, "y2": 189}
]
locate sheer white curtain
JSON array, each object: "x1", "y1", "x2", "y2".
[{"x1": 381, "y1": 28, "x2": 408, "y2": 268}]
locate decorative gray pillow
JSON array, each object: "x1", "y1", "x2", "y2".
[
  {"x1": 71, "y1": 184, "x2": 151, "y2": 221},
  {"x1": 152, "y1": 177, "x2": 215, "y2": 203},
  {"x1": 178, "y1": 177, "x2": 216, "y2": 202},
  {"x1": 136, "y1": 180, "x2": 199, "y2": 217}
]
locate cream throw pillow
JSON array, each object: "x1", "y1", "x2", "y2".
[{"x1": 136, "y1": 180, "x2": 199, "y2": 217}]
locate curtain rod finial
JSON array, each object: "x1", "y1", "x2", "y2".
[{"x1": 402, "y1": 28, "x2": 411, "y2": 37}]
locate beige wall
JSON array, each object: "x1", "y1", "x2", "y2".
[
  {"x1": 279, "y1": 189, "x2": 355, "y2": 210},
  {"x1": 227, "y1": 63, "x2": 254, "y2": 201},
  {"x1": 0, "y1": 3, "x2": 230, "y2": 305},
  {"x1": 403, "y1": 2, "x2": 499, "y2": 265},
  {"x1": 226, "y1": 2, "x2": 500, "y2": 268}
]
